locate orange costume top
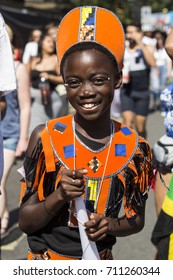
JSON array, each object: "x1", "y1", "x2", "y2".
[{"x1": 20, "y1": 114, "x2": 153, "y2": 258}]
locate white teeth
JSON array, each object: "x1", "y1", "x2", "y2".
[{"x1": 82, "y1": 103, "x2": 96, "y2": 109}]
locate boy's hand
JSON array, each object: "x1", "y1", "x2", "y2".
[
  {"x1": 59, "y1": 168, "x2": 88, "y2": 201},
  {"x1": 85, "y1": 213, "x2": 109, "y2": 241}
]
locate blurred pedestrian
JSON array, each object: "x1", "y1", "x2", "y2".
[
  {"x1": 120, "y1": 23, "x2": 156, "y2": 138},
  {"x1": 142, "y1": 24, "x2": 156, "y2": 47},
  {"x1": 0, "y1": 14, "x2": 16, "y2": 184},
  {"x1": 27, "y1": 33, "x2": 64, "y2": 134},
  {"x1": 0, "y1": 25, "x2": 31, "y2": 235},
  {"x1": 45, "y1": 22, "x2": 58, "y2": 45},
  {"x1": 22, "y1": 28, "x2": 42, "y2": 67},
  {"x1": 45, "y1": 22, "x2": 69, "y2": 116},
  {"x1": 150, "y1": 31, "x2": 172, "y2": 111},
  {"x1": 152, "y1": 83, "x2": 173, "y2": 214},
  {"x1": 151, "y1": 84, "x2": 173, "y2": 259}
]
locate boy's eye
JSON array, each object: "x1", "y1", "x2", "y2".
[
  {"x1": 65, "y1": 80, "x2": 81, "y2": 88},
  {"x1": 64, "y1": 77, "x2": 111, "y2": 88},
  {"x1": 92, "y1": 78, "x2": 107, "y2": 86}
]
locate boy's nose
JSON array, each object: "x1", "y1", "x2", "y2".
[{"x1": 81, "y1": 80, "x2": 92, "y2": 96}]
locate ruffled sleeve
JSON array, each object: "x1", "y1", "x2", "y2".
[{"x1": 122, "y1": 137, "x2": 153, "y2": 218}]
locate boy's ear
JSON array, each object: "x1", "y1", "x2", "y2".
[{"x1": 114, "y1": 71, "x2": 122, "y2": 89}]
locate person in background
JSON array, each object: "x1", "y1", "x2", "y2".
[
  {"x1": 151, "y1": 27, "x2": 173, "y2": 216},
  {"x1": 151, "y1": 27, "x2": 173, "y2": 260},
  {"x1": 45, "y1": 22, "x2": 69, "y2": 116},
  {"x1": 18, "y1": 6, "x2": 153, "y2": 260},
  {"x1": 120, "y1": 23, "x2": 156, "y2": 139},
  {"x1": 0, "y1": 13, "x2": 17, "y2": 185},
  {"x1": 22, "y1": 28, "x2": 42, "y2": 67},
  {"x1": 152, "y1": 84, "x2": 173, "y2": 216},
  {"x1": 150, "y1": 30, "x2": 172, "y2": 111},
  {"x1": 142, "y1": 24, "x2": 156, "y2": 47},
  {"x1": 151, "y1": 83, "x2": 173, "y2": 259},
  {"x1": 0, "y1": 24, "x2": 31, "y2": 236},
  {"x1": 27, "y1": 33, "x2": 64, "y2": 134},
  {"x1": 45, "y1": 22, "x2": 58, "y2": 45}
]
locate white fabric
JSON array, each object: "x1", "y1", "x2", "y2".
[
  {"x1": 153, "y1": 135, "x2": 173, "y2": 166},
  {"x1": 154, "y1": 48, "x2": 172, "y2": 67},
  {"x1": 22, "y1": 41, "x2": 38, "y2": 64},
  {"x1": 124, "y1": 48, "x2": 147, "y2": 72},
  {"x1": 142, "y1": 36, "x2": 157, "y2": 46},
  {"x1": 0, "y1": 13, "x2": 17, "y2": 95}
]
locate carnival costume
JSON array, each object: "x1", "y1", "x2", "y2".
[
  {"x1": 19, "y1": 6, "x2": 152, "y2": 260},
  {"x1": 20, "y1": 114, "x2": 152, "y2": 260}
]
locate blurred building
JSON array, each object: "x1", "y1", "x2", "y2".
[{"x1": 141, "y1": 6, "x2": 173, "y2": 33}]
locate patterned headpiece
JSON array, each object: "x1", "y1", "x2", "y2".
[{"x1": 56, "y1": 6, "x2": 125, "y2": 71}]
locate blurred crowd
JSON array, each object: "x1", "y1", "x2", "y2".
[
  {"x1": 6, "y1": 22, "x2": 173, "y2": 135},
  {"x1": 111, "y1": 24, "x2": 173, "y2": 124}
]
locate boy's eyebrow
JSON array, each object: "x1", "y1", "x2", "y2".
[
  {"x1": 65, "y1": 74, "x2": 81, "y2": 79},
  {"x1": 65, "y1": 72, "x2": 110, "y2": 79}
]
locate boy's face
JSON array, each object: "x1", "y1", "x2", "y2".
[{"x1": 62, "y1": 49, "x2": 121, "y2": 121}]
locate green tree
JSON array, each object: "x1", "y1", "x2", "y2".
[
  {"x1": 66, "y1": 0, "x2": 173, "y2": 25},
  {"x1": 144, "y1": 0, "x2": 173, "y2": 12},
  {"x1": 68, "y1": 0, "x2": 135, "y2": 25}
]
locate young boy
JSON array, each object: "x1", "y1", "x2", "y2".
[{"x1": 19, "y1": 6, "x2": 153, "y2": 260}]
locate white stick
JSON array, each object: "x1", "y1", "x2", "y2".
[{"x1": 75, "y1": 196, "x2": 100, "y2": 260}]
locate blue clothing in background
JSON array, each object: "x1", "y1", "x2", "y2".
[{"x1": 1, "y1": 89, "x2": 20, "y2": 139}]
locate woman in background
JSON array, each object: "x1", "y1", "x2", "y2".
[
  {"x1": 150, "y1": 31, "x2": 172, "y2": 111},
  {"x1": 28, "y1": 33, "x2": 65, "y2": 134},
  {"x1": 0, "y1": 25, "x2": 31, "y2": 235},
  {"x1": 22, "y1": 28, "x2": 42, "y2": 67}
]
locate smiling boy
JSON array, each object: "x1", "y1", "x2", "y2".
[{"x1": 19, "y1": 6, "x2": 153, "y2": 260}]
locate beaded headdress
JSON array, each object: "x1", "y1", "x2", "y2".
[{"x1": 56, "y1": 6, "x2": 125, "y2": 71}]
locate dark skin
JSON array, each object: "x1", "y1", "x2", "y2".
[{"x1": 19, "y1": 49, "x2": 145, "y2": 241}]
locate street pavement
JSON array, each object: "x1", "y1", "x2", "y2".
[{"x1": 0, "y1": 109, "x2": 165, "y2": 260}]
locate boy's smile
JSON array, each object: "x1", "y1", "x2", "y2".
[{"x1": 63, "y1": 49, "x2": 117, "y2": 121}]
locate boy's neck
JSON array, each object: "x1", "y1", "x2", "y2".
[{"x1": 74, "y1": 113, "x2": 112, "y2": 143}]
